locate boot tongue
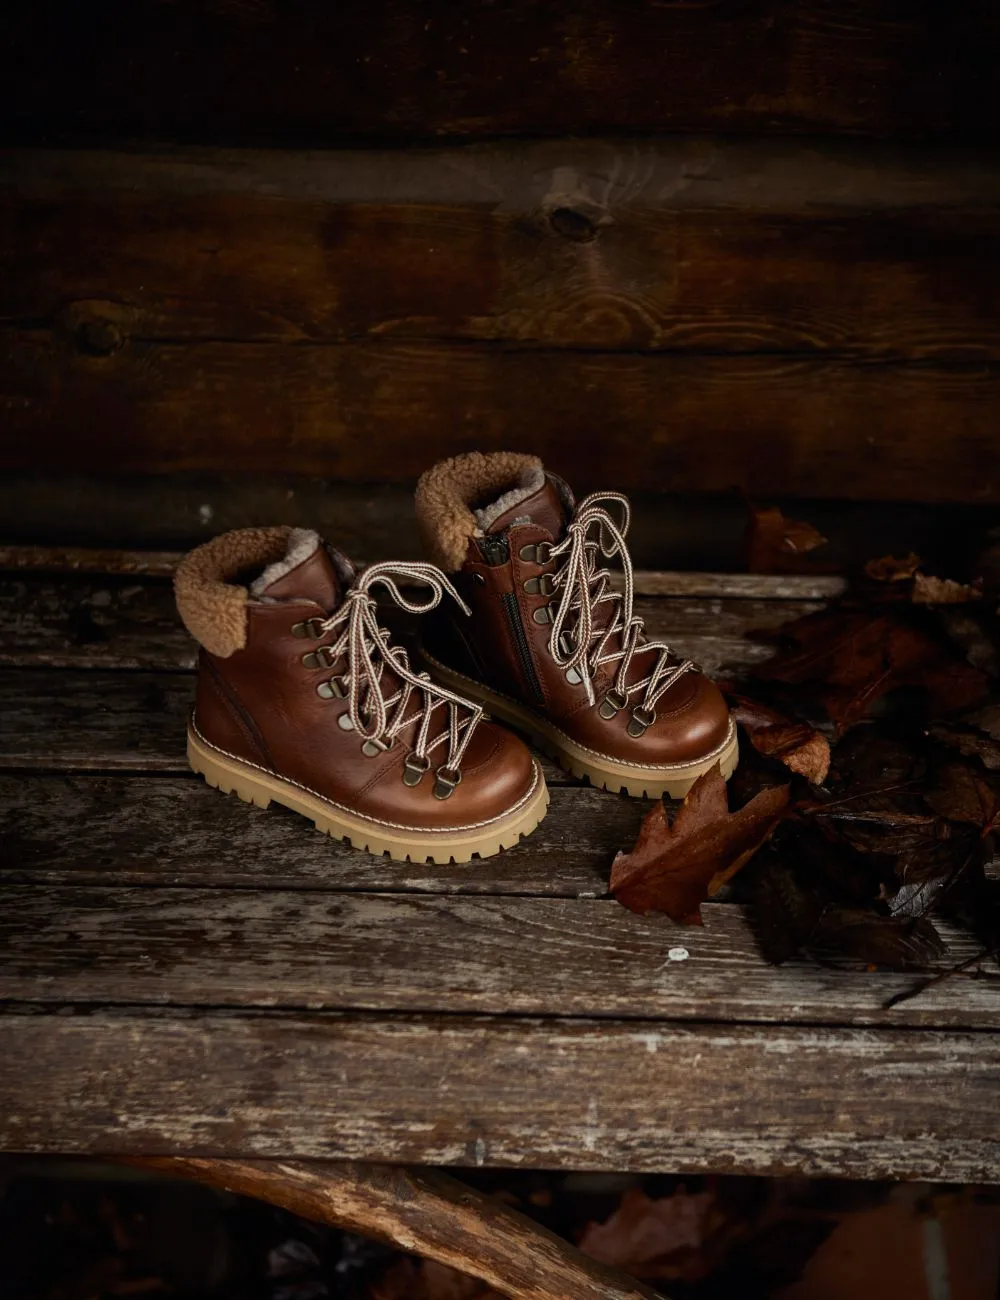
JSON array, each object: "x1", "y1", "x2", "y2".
[
  {"x1": 486, "y1": 475, "x2": 568, "y2": 540},
  {"x1": 254, "y1": 536, "x2": 344, "y2": 611}
]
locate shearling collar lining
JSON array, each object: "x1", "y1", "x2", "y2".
[
  {"x1": 415, "y1": 451, "x2": 574, "y2": 572},
  {"x1": 250, "y1": 528, "x2": 321, "y2": 595},
  {"x1": 174, "y1": 525, "x2": 295, "y2": 657}
]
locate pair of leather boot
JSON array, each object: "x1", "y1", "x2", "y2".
[{"x1": 174, "y1": 452, "x2": 737, "y2": 864}]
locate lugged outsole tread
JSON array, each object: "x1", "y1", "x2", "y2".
[{"x1": 188, "y1": 727, "x2": 548, "y2": 864}]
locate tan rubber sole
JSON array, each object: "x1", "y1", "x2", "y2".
[
  {"x1": 421, "y1": 653, "x2": 739, "y2": 799},
  {"x1": 187, "y1": 725, "x2": 549, "y2": 864}
]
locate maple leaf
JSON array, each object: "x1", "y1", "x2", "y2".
[
  {"x1": 729, "y1": 692, "x2": 830, "y2": 783},
  {"x1": 746, "y1": 504, "x2": 828, "y2": 575},
  {"x1": 610, "y1": 765, "x2": 789, "y2": 924}
]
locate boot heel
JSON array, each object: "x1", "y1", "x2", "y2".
[{"x1": 188, "y1": 729, "x2": 272, "y2": 810}]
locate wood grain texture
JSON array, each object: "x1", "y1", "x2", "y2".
[
  {"x1": 0, "y1": 546, "x2": 848, "y2": 600},
  {"x1": 2, "y1": 475, "x2": 993, "y2": 576},
  {"x1": 4, "y1": 335, "x2": 998, "y2": 502},
  {"x1": 2, "y1": 884, "x2": 998, "y2": 1031},
  {"x1": 3, "y1": 1010, "x2": 999, "y2": 1181},
  {"x1": 3, "y1": 4, "x2": 998, "y2": 141},
  {"x1": 0, "y1": 775, "x2": 634, "y2": 896},
  {"x1": 0, "y1": 576, "x2": 808, "y2": 672},
  {"x1": 135, "y1": 1158, "x2": 660, "y2": 1300},
  {"x1": 6, "y1": 147, "x2": 1000, "y2": 359},
  {"x1": 0, "y1": 546, "x2": 181, "y2": 578},
  {"x1": 0, "y1": 670, "x2": 195, "y2": 772}
]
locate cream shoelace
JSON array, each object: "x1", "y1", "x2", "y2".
[
  {"x1": 546, "y1": 493, "x2": 696, "y2": 731},
  {"x1": 313, "y1": 561, "x2": 484, "y2": 790}
]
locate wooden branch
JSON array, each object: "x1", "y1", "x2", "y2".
[{"x1": 127, "y1": 1157, "x2": 662, "y2": 1300}]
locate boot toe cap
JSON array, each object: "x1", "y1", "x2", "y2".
[
  {"x1": 455, "y1": 720, "x2": 540, "y2": 821},
  {"x1": 647, "y1": 672, "x2": 733, "y2": 766}
]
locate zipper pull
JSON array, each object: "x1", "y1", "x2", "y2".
[{"x1": 477, "y1": 533, "x2": 510, "y2": 566}]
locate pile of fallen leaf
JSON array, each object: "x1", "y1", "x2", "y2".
[{"x1": 611, "y1": 506, "x2": 1000, "y2": 996}]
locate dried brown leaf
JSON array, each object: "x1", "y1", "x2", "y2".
[
  {"x1": 610, "y1": 765, "x2": 789, "y2": 924},
  {"x1": 912, "y1": 574, "x2": 983, "y2": 605},
  {"x1": 729, "y1": 693, "x2": 831, "y2": 783},
  {"x1": 578, "y1": 1187, "x2": 714, "y2": 1281},
  {"x1": 864, "y1": 552, "x2": 922, "y2": 582},
  {"x1": 369, "y1": 1259, "x2": 503, "y2": 1300},
  {"x1": 924, "y1": 762, "x2": 1000, "y2": 830},
  {"x1": 747, "y1": 505, "x2": 828, "y2": 575},
  {"x1": 811, "y1": 907, "x2": 945, "y2": 968},
  {"x1": 755, "y1": 606, "x2": 989, "y2": 735},
  {"x1": 929, "y1": 720, "x2": 1000, "y2": 770}
]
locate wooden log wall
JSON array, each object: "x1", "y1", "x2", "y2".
[{"x1": 2, "y1": 1, "x2": 999, "y2": 530}]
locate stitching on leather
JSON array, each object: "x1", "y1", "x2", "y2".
[
  {"x1": 201, "y1": 657, "x2": 275, "y2": 770},
  {"x1": 420, "y1": 647, "x2": 736, "y2": 774},
  {"x1": 190, "y1": 716, "x2": 543, "y2": 833}
]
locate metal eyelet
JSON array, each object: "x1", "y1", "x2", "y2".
[
  {"x1": 402, "y1": 754, "x2": 431, "y2": 787},
  {"x1": 518, "y1": 542, "x2": 552, "y2": 564},
  {"x1": 532, "y1": 604, "x2": 553, "y2": 625},
  {"x1": 523, "y1": 574, "x2": 555, "y2": 596},
  {"x1": 566, "y1": 666, "x2": 583, "y2": 685},
  {"x1": 291, "y1": 618, "x2": 325, "y2": 639},
  {"x1": 337, "y1": 712, "x2": 355, "y2": 731},
  {"x1": 302, "y1": 645, "x2": 336, "y2": 670},
  {"x1": 316, "y1": 675, "x2": 347, "y2": 699},
  {"x1": 558, "y1": 632, "x2": 575, "y2": 656},
  {"x1": 433, "y1": 766, "x2": 462, "y2": 801},
  {"x1": 598, "y1": 688, "x2": 629, "y2": 719},
  {"x1": 362, "y1": 736, "x2": 391, "y2": 757},
  {"x1": 627, "y1": 706, "x2": 656, "y2": 737}
]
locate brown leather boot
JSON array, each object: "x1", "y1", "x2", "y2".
[
  {"x1": 415, "y1": 453, "x2": 737, "y2": 798},
  {"x1": 174, "y1": 526, "x2": 548, "y2": 862}
]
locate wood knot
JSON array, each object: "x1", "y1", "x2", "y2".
[
  {"x1": 75, "y1": 318, "x2": 123, "y2": 356},
  {"x1": 548, "y1": 207, "x2": 598, "y2": 242}
]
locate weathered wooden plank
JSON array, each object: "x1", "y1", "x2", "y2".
[
  {"x1": 0, "y1": 545, "x2": 848, "y2": 600},
  {"x1": 0, "y1": 546, "x2": 181, "y2": 578},
  {"x1": 1, "y1": 476, "x2": 991, "y2": 575},
  {"x1": 2, "y1": 884, "x2": 997, "y2": 1030},
  {"x1": 0, "y1": 578, "x2": 804, "y2": 672},
  {"x1": 3, "y1": 1010, "x2": 999, "y2": 1181},
  {"x1": 0, "y1": 776, "x2": 635, "y2": 897},
  {"x1": 3, "y1": 6, "x2": 998, "y2": 141},
  {"x1": 11, "y1": 141, "x2": 1000, "y2": 220},
  {"x1": 0, "y1": 671, "x2": 194, "y2": 772},
  {"x1": 0, "y1": 670, "x2": 570, "y2": 787},
  {"x1": 0, "y1": 576, "x2": 192, "y2": 669},
  {"x1": 4, "y1": 337, "x2": 997, "y2": 502},
  {"x1": 136, "y1": 1157, "x2": 660, "y2": 1300},
  {"x1": 6, "y1": 157, "x2": 1000, "y2": 359}
]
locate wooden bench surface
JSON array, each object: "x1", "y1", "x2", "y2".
[{"x1": 2, "y1": 549, "x2": 999, "y2": 1184}]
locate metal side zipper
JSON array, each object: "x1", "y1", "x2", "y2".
[{"x1": 478, "y1": 534, "x2": 545, "y2": 706}]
